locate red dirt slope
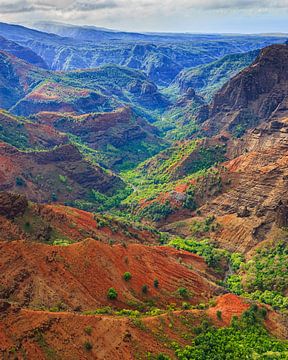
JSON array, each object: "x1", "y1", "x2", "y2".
[
  {"x1": 0, "y1": 239, "x2": 221, "y2": 311},
  {"x1": 1, "y1": 294, "x2": 286, "y2": 360}
]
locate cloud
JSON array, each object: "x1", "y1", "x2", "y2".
[
  {"x1": 0, "y1": 0, "x2": 118, "y2": 14},
  {"x1": 70, "y1": 1, "x2": 118, "y2": 11},
  {"x1": 0, "y1": 0, "x2": 35, "y2": 13},
  {"x1": 185, "y1": 0, "x2": 288, "y2": 10},
  {"x1": 1, "y1": 0, "x2": 288, "y2": 16},
  {"x1": 0, "y1": 0, "x2": 287, "y2": 32}
]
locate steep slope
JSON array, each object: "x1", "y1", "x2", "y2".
[
  {"x1": 0, "y1": 109, "x2": 67, "y2": 150},
  {"x1": 162, "y1": 45, "x2": 288, "y2": 254},
  {"x1": 0, "y1": 142, "x2": 123, "y2": 204},
  {"x1": 0, "y1": 239, "x2": 220, "y2": 310},
  {"x1": 174, "y1": 50, "x2": 259, "y2": 100},
  {"x1": 0, "y1": 35, "x2": 47, "y2": 68},
  {"x1": 33, "y1": 107, "x2": 165, "y2": 170},
  {"x1": 200, "y1": 44, "x2": 288, "y2": 137},
  {"x1": 0, "y1": 192, "x2": 162, "y2": 245},
  {"x1": 0, "y1": 50, "x2": 47, "y2": 109}
]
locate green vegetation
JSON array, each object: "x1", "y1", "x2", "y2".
[
  {"x1": 216, "y1": 310, "x2": 222, "y2": 320},
  {"x1": 84, "y1": 326, "x2": 93, "y2": 335},
  {"x1": 175, "y1": 50, "x2": 258, "y2": 101},
  {"x1": 123, "y1": 272, "x2": 132, "y2": 281},
  {"x1": 169, "y1": 237, "x2": 228, "y2": 272},
  {"x1": 225, "y1": 240, "x2": 288, "y2": 311},
  {"x1": 107, "y1": 288, "x2": 118, "y2": 300},
  {"x1": 189, "y1": 216, "x2": 219, "y2": 237},
  {"x1": 83, "y1": 341, "x2": 93, "y2": 351},
  {"x1": 142, "y1": 285, "x2": 148, "y2": 294},
  {"x1": 119, "y1": 138, "x2": 225, "y2": 222},
  {"x1": 174, "y1": 306, "x2": 288, "y2": 359},
  {"x1": 154, "y1": 278, "x2": 159, "y2": 288},
  {"x1": 15, "y1": 176, "x2": 26, "y2": 187},
  {"x1": 137, "y1": 201, "x2": 173, "y2": 222},
  {"x1": 52, "y1": 239, "x2": 72, "y2": 246},
  {"x1": 177, "y1": 287, "x2": 190, "y2": 299}
]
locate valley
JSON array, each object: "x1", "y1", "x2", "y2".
[{"x1": 0, "y1": 20, "x2": 288, "y2": 359}]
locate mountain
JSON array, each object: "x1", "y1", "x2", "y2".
[
  {"x1": 0, "y1": 50, "x2": 168, "y2": 118},
  {"x1": 0, "y1": 22, "x2": 285, "y2": 85},
  {"x1": 1, "y1": 24, "x2": 288, "y2": 359},
  {"x1": 123, "y1": 44, "x2": 288, "y2": 251},
  {"x1": 200, "y1": 44, "x2": 288, "y2": 136},
  {"x1": 174, "y1": 49, "x2": 259, "y2": 100},
  {"x1": 0, "y1": 35, "x2": 47, "y2": 68}
]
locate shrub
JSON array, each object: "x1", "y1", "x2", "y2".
[
  {"x1": 51, "y1": 193, "x2": 58, "y2": 202},
  {"x1": 84, "y1": 326, "x2": 92, "y2": 335},
  {"x1": 182, "y1": 302, "x2": 191, "y2": 310},
  {"x1": 156, "y1": 354, "x2": 170, "y2": 360},
  {"x1": 83, "y1": 341, "x2": 93, "y2": 351},
  {"x1": 259, "y1": 307, "x2": 267, "y2": 319},
  {"x1": 123, "y1": 272, "x2": 132, "y2": 281},
  {"x1": 153, "y1": 278, "x2": 159, "y2": 288},
  {"x1": 178, "y1": 287, "x2": 189, "y2": 299},
  {"x1": 216, "y1": 310, "x2": 222, "y2": 320},
  {"x1": 107, "y1": 288, "x2": 118, "y2": 300},
  {"x1": 16, "y1": 177, "x2": 26, "y2": 186}
]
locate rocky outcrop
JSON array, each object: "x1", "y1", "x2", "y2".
[
  {"x1": 276, "y1": 200, "x2": 288, "y2": 228},
  {"x1": 201, "y1": 45, "x2": 288, "y2": 136}
]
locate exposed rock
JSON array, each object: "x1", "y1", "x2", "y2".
[
  {"x1": 276, "y1": 200, "x2": 288, "y2": 228},
  {"x1": 237, "y1": 206, "x2": 250, "y2": 218}
]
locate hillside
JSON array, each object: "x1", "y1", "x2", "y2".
[
  {"x1": 200, "y1": 44, "x2": 288, "y2": 136},
  {"x1": 1, "y1": 24, "x2": 288, "y2": 359},
  {"x1": 0, "y1": 109, "x2": 67, "y2": 150},
  {"x1": 33, "y1": 107, "x2": 165, "y2": 170},
  {"x1": 0, "y1": 35, "x2": 47, "y2": 68},
  {"x1": 0, "y1": 51, "x2": 168, "y2": 118},
  {"x1": 0, "y1": 142, "x2": 124, "y2": 204},
  {"x1": 174, "y1": 50, "x2": 259, "y2": 100}
]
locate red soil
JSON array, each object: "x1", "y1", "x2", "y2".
[
  {"x1": 0, "y1": 239, "x2": 220, "y2": 311},
  {"x1": 207, "y1": 293, "x2": 250, "y2": 326}
]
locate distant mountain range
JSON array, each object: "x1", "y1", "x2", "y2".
[{"x1": 0, "y1": 21, "x2": 286, "y2": 85}]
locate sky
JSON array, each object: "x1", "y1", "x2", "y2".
[{"x1": 0, "y1": 0, "x2": 287, "y2": 34}]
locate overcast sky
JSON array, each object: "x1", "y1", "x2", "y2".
[{"x1": 0, "y1": 0, "x2": 287, "y2": 33}]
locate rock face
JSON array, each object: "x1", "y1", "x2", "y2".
[
  {"x1": 276, "y1": 201, "x2": 288, "y2": 228},
  {"x1": 164, "y1": 45, "x2": 288, "y2": 254},
  {"x1": 201, "y1": 45, "x2": 288, "y2": 136}
]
